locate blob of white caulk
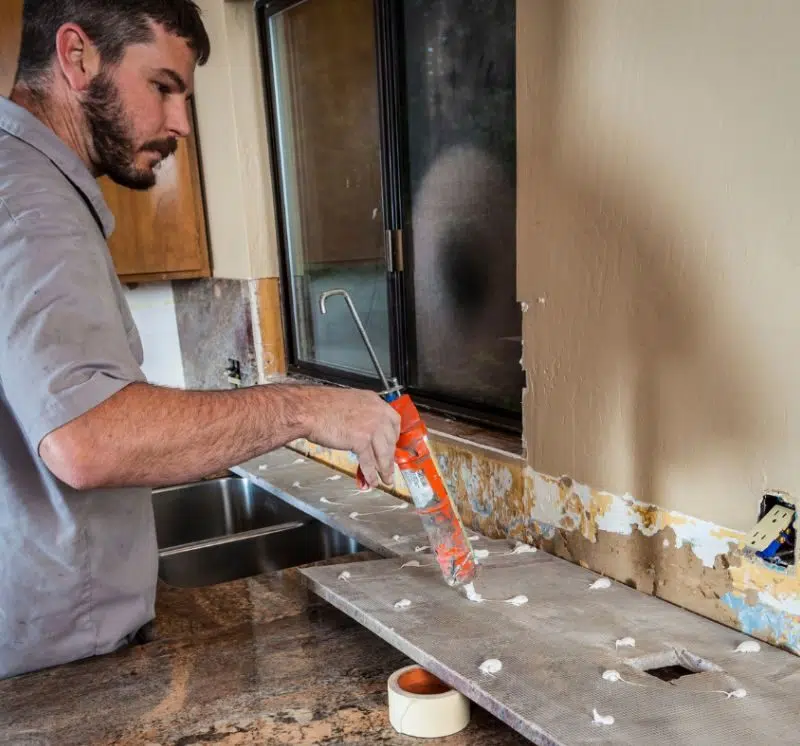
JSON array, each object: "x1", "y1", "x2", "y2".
[
  {"x1": 589, "y1": 577, "x2": 612, "y2": 590},
  {"x1": 479, "y1": 659, "x2": 502, "y2": 675},
  {"x1": 602, "y1": 670, "x2": 623, "y2": 682},
  {"x1": 509, "y1": 542, "x2": 537, "y2": 554},
  {"x1": 464, "y1": 583, "x2": 483, "y2": 603},
  {"x1": 292, "y1": 458, "x2": 306, "y2": 465},
  {"x1": 474, "y1": 549, "x2": 490, "y2": 559},
  {"x1": 337, "y1": 571, "x2": 351, "y2": 581},
  {"x1": 326, "y1": 475, "x2": 342, "y2": 481},
  {"x1": 394, "y1": 599, "x2": 411, "y2": 609},
  {"x1": 504, "y1": 595, "x2": 529, "y2": 607},
  {"x1": 401, "y1": 560, "x2": 423, "y2": 569},
  {"x1": 735, "y1": 640, "x2": 761, "y2": 654},
  {"x1": 355, "y1": 506, "x2": 407, "y2": 520},
  {"x1": 592, "y1": 709, "x2": 614, "y2": 726},
  {"x1": 615, "y1": 637, "x2": 636, "y2": 649},
  {"x1": 292, "y1": 481, "x2": 302, "y2": 488},
  {"x1": 415, "y1": 545, "x2": 431, "y2": 553},
  {"x1": 392, "y1": 534, "x2": 404, "y2": 541},
  {"x1": 258, "y1": 464, "x2": 268, "y2": 471},
  {"x1": 725, "y1": 689, "x2": 747, "y2": 699},
  {"x1": 468, "y1": 535, "x2": 481, "y2": 541}
]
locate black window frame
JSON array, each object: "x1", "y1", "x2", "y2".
[{"x1": 255, "y1": 0, "x2": 522, "y2": 434}]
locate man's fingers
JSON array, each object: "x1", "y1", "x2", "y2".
[
  {"x1": 373, "y1": 428, "x2": 397, "y2": 485},
  {"x1": 357, "y1": 447, "x2": 380, "y2": 488}
]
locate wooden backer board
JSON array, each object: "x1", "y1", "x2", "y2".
[{"x1": 301, "y1": 556, "x2": 800, "y2": 746}]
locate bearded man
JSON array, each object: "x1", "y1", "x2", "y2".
[{"x1": 0, "y1": 0, "x2": 399, "y2": 679}]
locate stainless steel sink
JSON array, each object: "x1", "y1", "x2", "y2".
[{"x1": 152, "y1": 477, "x2": 364, "y2": 587}]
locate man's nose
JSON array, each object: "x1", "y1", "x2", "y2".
[{"x1": 166, "y1": 98, "x2": 192, "y2": 139}]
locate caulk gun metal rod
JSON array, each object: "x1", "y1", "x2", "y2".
[{"x1": 319, "y1": 289, "x2": 391, "y2": 390}]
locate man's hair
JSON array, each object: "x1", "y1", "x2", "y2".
[{"x1": 17, "y1": 0, "x2": 211, "y2": 90}]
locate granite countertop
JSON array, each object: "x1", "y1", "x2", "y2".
[{"x1": 1, "y1": 553, "x2": 528, "y2": 746}]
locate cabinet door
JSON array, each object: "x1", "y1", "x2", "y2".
[
  {"x1": 0, "y1": 4, "x2": 211, "y2": 285},
  {"x1": 101, "y1": 107, "x2": 212, "y2": 283},
  {"x1": 0, "y1": 0, "x2": 22, "y2": 97}
]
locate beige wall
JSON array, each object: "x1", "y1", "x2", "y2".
[
  {"x1": 194, "y1": 0, "x2": 280, "y2": 279},
  {"x1": 518, "y1": 1, "x2": 799, "y2": 531}
]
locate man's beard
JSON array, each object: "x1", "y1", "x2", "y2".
[{"x1": 82, "y1": 73, "x2": 177, "y2": 191}]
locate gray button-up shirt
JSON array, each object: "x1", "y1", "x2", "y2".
[{"x1": 0, "y1": 96, "x2": 157, "y2": 679}]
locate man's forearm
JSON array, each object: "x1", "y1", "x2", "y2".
[{"x1": 40, "y1": 382, "x2": 315, "y2": 489}]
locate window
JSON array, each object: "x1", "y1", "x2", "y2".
[{"x1": 257, "y1": 0, "x2": 521, "y2": 430}]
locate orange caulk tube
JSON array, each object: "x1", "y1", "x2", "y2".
[{"x1": 359, "y1": 394, "x2": 478, "y2": 587}]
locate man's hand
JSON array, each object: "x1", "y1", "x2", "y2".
[{"x1": 302, "y1": 388, "x2": 401, "y2": 487}]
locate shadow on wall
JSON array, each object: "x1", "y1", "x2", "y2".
[{"x1": 518, "y1": 1, "x2": 764, "y2": 530}]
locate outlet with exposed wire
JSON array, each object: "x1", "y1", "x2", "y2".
[{"x1": 741, "y1": 493, "x2": 796, "y2": 568}]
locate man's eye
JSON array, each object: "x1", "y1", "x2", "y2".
[{"x1": 154, "y1": 82, "x2": 170, "y2": 96}]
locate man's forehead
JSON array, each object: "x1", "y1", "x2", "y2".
[{"x1": 124, "y1": 21, "x2": 197, "y2": 90}]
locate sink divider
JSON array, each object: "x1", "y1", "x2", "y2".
[{"x1": 157, "y1": 520, "x2": 307, "y2": 558}]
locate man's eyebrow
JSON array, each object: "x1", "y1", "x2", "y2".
[{"x1": 156, "y1": 68, "x2": 188, "y2": 93}]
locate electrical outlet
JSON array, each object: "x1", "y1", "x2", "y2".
[
  {"x1": 225, "y1": 358, "x2": 242, "y2": 387},
  {"x1": 741, "y1": 494, "x2": 796, "y2": 567}
]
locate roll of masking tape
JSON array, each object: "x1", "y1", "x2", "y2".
[{"x1": 388, "y1": 664, "x2": 470, "y2": 738}]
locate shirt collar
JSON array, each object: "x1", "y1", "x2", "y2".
[{"x1": 0, "y1": 96, "x2": 115, "y2": 238}]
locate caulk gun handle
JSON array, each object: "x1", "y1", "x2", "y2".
[{"x1": 355, "y1": 389, "x2": 404, "y2": 490}]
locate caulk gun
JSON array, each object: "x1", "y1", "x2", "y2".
[{"x1": 319, "y1": 289, "x2": 478, "y2": 589}]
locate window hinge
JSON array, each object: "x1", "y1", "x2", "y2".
[{"x1": 386, "y1": 229, "x2": 404, "y2": 273}]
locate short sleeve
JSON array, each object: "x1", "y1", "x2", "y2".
[{"x1": 0, "y1": 197, "x2": 146, "y2": 449}]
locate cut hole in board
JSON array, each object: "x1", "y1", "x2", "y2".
[
  {"x1": 626, "y1": 648, "x2": 721, "y2": 683},
  {"x1": 645, "y1": 664, "x2": 698, "y2": 683}
]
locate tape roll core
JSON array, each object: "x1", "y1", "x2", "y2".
[{"x1": 388, "y1": 664, "x2": 470, "y2": 738}]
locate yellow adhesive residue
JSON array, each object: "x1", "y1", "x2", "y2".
[
  {"x1": 731, "y1": 556, "x2": 800, "y2": 600},
  {"x1": 631, "y1": 503, "x2": 660, "y2": 534}
]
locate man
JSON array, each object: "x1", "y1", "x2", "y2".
[{"x1": 0, "y1": 0, "x2": 400, "y2": 679}]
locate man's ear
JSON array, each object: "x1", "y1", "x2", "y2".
[{"x1": 54, "y1": 23, "x2": 101, "y2": 92}]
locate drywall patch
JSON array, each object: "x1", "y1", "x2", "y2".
[
  {"x1": 722, "y1": 591, "x2": 800, "y2": 651},
  {"x1": 669, "y1": 517, "x2": 741, "y2": 570},
  {"x1": 756, "y1": 591, "x2": 800, "y2": 618},
  {"x1": 525, "y1": 465, "x2": 740, "y2": 569}
]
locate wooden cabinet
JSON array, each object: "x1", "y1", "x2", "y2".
[
  {"x1": 100, "y1": 105, "x2": 212, "y2": 284},
  {"x1": 0, "y1": 0, "x2": 22, "y2": 97},
  {"x1": 1, "y1": 1, "x2": 212, "y2": 284}
]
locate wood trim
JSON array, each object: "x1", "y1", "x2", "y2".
[
  {"x1": 186, "y1": 103, "x2": 212, "y2": 278},
  {"x1": 120, "y1": 269, "x2": 209, "y2": 286},
  {"x1": 0, "y1": 0, "x2": 22, "y2": 97},
  {"x1": 255, "y1": 277, "x2": 287, "y2": 376}
]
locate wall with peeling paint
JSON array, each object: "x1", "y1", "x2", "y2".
[{"x1": 514, "y1": 0, "x2": 800, "y2": 654}]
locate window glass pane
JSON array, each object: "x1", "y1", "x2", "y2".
[
  {"x1": 269, "y1": 0, "x2": 391, "y2": 378},
  {"x1": 402, "y1": 0, "x2": 522, "y2": 413}
]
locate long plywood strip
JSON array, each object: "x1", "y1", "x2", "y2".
[{"x1": 301, "y1": 557, "x2": 800, "y2": 746}]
